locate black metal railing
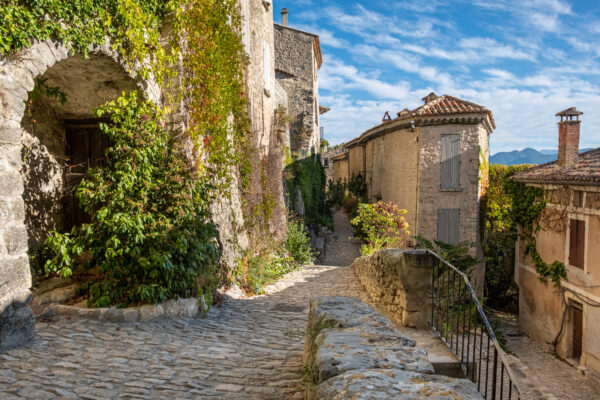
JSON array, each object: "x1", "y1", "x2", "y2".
[{"x1": 428, "y1": 250, "x2": 521, "y2": 400}]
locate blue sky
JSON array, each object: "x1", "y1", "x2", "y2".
[{"x1": 274, "y1": 0, "x2": 600, "y2": 153}]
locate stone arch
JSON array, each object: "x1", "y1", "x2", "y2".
[{"x1": 0, "y1": 39, "x2": 160, "y2": 349}]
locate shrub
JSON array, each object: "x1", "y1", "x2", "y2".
[
  {"x1": 351, "y1": 201, "x2": 409, "y2": 256},
  {"x1": 348, "y1": 173, "x2": 367, "y2": 202},
  {"x1": 41, "y1": 92, "x2": 220, "y2": 307},
  {"x1": 286, "y1": 217, "x2": 316, "y2": 265},
  {"x1": 325, "y1": 179, "x2": 346, "y2": 212}
]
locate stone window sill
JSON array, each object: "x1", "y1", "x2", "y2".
[{"x1": 440, "y1": 188, "x2": 461, "y2": 192}]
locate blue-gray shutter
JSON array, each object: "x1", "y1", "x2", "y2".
[
  {"x1": 441, "y1": 135, "x2": 460, "y2": 189},
  {"x1": 438, "y1": 209, "x2": 460, "y2": 245}
]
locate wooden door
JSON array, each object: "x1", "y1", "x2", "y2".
[
  {"x1": 572, "y1": 304, "x2": 583, "y2": 360},
  {"x1": 63, "y1": 119, "x2": 110, "y2": 232}
]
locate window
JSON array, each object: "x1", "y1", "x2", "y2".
[
  {"x1": 569, "y1": 219, "x2": 585, "y2": 269},
  {"x1": 323, "y1": 158, "x2": 329, "y2": 168},
  {"x1": 441, "y1": 135, "x2": 460, "y2": 189},
  {"x1": 263, "y1": 42, "x2": 270, "y2": 94},
  {"x1": 573, "y1": 191, "x2": 584, "y2": 208},
  {"x1": 437, "y1": 209, "x2": 460, "y2": 246}
]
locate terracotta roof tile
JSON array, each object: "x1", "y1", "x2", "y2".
[
  {"x1": 512, "y1": 148, "x2": 600, "y2": 185},
  {"x1": 410, "y1": 95, "x2": 491, "y2": 118}
]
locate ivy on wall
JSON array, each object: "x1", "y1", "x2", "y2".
[
  {"x1": 499, "y1": 167, "x2": 567, "y2": 287},
  {"x1": 2, "y1": 0, "x2": 257, "y2": 305}
]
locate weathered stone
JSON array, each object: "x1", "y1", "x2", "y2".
[
  {"x1": 313, "y1": 327, "x2": 433, "y2": 383},
  {"x1": 3, "y1": 224, "x2": 28, "y2": 255},
  {"x1": 353, "y1": 249, "x2": 435, "y2": 328},
  {"x1": 313, "y1": 369, "x2": 484, "y2": 400},
  {"x1": 139, "y1": 304, "x2": 164, "y2": 321},
  {"x1": 0, "y1": 170, "x2": 24, "y2": 197},
  {"x1": 0, "y1": 300, "x2": 35, "y2": 351},
  {"x1": 0, "y1": 256, "x2": 31, "y2": 298},
  {"x1": 0, "y1": 120, "x2": 22, "y2": 145}
]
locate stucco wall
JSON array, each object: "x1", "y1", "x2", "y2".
[
  {"x1": 516, "y1": 186, "x2": 600, "y2": 376},
  {"x1": 364, "y1": 128, "x2": 419, "y2": 237},
  {"x1": 348, "y1": 145, "x2": 364, "y2": 178},
  {"x1": 333, "y1": 158, "x2": 348, "y2": 184},
  {"x1": 274, "y1": 24, "x2": 319, "y2": 157}
]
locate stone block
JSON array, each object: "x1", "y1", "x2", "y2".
[
  {"x1": 0, "y1": 170, "x2": 24, "y2": 197},
  {"x1": 0, "y1": 255, "x2": 31, "y2": 298},
  {"x1": 0, "y1": 144, "x2": 23, "y2": 169},
  {"x1": 312, "y1": 327, "x2": 433, "y2": 383},
  {"x1": 181, "y1": 298, "x2": 199, "y2": 317},
  {"x1": 313, "y1": 369, "x2": 484, "y2": 400},
  {"x1": 0, "y1": 300, "x2": 35, "y2": 351},
  {"x1": 4, "y1": 224, "x2": 28, "y2": 255},
  {"x1": 0, "y1": 120, "x2": 22, "y2": 145},
  {"x1": 139, "y1": 304, "x2": 164, "y2": 321}
]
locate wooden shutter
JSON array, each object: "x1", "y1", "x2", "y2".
[
  {"x1": 438, "y1": 209, "x2": 460, "y2": 245},
  {"x1": 569, "y1": 219, "x2": 585, "y2": 269},
  {"x1": 441, "y1": 135, "x2": 460, "y2": 189}
]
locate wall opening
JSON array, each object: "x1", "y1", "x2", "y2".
[{"x1": 20, "y1": 54, "x2": 139, "y2": 275}]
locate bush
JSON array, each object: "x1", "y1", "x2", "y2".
[
  {"x1": 234, "y1": 217, "x2": 315, "y2": 294},
  {"x1": 351, "y1": 201, "x2": 409, "y2": 256},
  {"x1": 286, "y1": 217, "x2": 316, "y2": 265},
  {"x1": 41, "y1": 92, "x2": 220, "y2": 307},
  {"x1": 348, "y1": 173, "x2": 367, "y2": 202},
  {"x1": 325, "y1": 179, "x2": 346, "y2": 212}
]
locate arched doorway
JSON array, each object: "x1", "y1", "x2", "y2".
[{"x1": 0, "y1": 40, "x2": 158, "y2": 349}]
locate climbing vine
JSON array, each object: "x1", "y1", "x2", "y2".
[
  {"x1": 3, "y1": 1, "x2": 261, "y2": 304},
  {"x1": 501, "y1": 168, "x2": 567, "y2": 286}
]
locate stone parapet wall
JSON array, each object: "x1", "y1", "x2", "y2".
[
  {"x1": 303, "y1": 296, "x2": 483, "y2": 400},
  {"x1": 353, "y1": 249, "x2": 436, "y2": 329}
]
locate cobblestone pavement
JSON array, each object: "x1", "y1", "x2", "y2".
[
  {"x1": 0, "y1": 267, "x2": 368, "y2": 400},
  {"x1": 321, "y1": 210, "x2": 362, "y2": 267},
  {"x1": 497, "y1": 312, "x2": 598, "y2": 399}
]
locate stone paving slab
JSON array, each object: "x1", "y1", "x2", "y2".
[{"x1": 0, "y1": 265, "x2": 371, "y2": 399}]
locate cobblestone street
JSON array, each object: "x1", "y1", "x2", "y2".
[{"x1": 0, "y1": 265, "x2": 368, "y2": 400}]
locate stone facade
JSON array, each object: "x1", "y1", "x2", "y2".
[
  {"x1": 337, "y1": 93, "x2": 494, "y2": 285},
  {"x1": 274, "y1": 22, "x2": 322, "y2": 158},
  {"x1": 321, "y1": 146, "x2": 345, "y2": 184},
  {"x1": 0, "y1": 39, "x2": 161, "y2": 349},
  {"x1": 0, "y1": 2, "x2": 290, "y2": 349}
]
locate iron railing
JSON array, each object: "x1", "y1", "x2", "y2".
[{"x1": 428, "y1": 250, "x2": 521, "y2": 400}]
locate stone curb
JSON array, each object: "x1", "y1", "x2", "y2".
[{"x1": 41, "y1": 297, "x2": 209, "y2": 322}]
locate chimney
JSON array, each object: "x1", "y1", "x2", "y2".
[
  {"x1": 422, "y1": 92, "x2": 439, "y2": 105},
  {"x1": 556, "y1": 107, "x2": 583, "y2": 169},
  {"x1": 281, "y1": 8, "x2": 288, "y2": 26}
]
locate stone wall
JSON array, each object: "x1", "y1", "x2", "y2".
[
  {"x1": 332, "y1": 156, "x2": 348, "y2": 185},
  {"x1": 303, "y1": 296, "x2": 483, "y2": 399},
  {"x1": 0, "y1": 38, "x2": 161, "y2": 350},
  {"x1": 353, "y1": 249, "x2": 436, "y2": 328},
  {"x1": 274, "y1": 24, "x2": 319, "y2": 157},
  {"x1": 321, "y1": 146, "x2": 345, "y2": 183},
  {"x1": 347, "y1": 145, "x2": 364, "y2": 178},
  {"x1": 418, "y1": 123, "x2": 488, "y2": 282}
]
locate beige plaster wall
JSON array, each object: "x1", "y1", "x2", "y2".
[
  {"x1": 364, "y1": 129, "x2": 419, "y2": 238},
  {"x1": 348, "y1": 145, "x2": 364, "y2": 178},
  {"x1": 333, "y1": 158, "x2": 348, "y2": 184}
]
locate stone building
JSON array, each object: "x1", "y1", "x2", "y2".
[
  {"x1": 274, "y1": 8, "x2": 325, "y2": 158},
  {"x1": 513, "y1": 108, "x2": 600, "y2": 389},
  {"x1": 321, "y1": 145, "x2": 346, "y2": 184},
  {"x1": 0, "y1": 1, "x2": 288, "y2": 349},
  {"x1": 334, "y1": 93, "x2": 495, "y2": 284}
]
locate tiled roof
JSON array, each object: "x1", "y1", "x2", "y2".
[
  {"x1": 346, "y1": 94, "x2": 495, "y2": 149},
  {"x1": 513, "y1": 148, "x2": 600, "y2": 185},
  {"x1": 410, "y1": 95, "x2": 492, "y2": 122}
]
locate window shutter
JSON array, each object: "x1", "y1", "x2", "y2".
[
  {"x1": 569, "y1": 219, "x2": 585, "y2": 269},
  {"x1": 441, "y1": 135, "x2": 460, "y2": 189},
  {"x1": 438, "y1": 209, "x2": 460, "y2": 245},
  {"x1": 569, "y1": 219, "x2": 578, "y2": 267},
  {"x1": 263, "y1": 42, "x2": 270, "y2": 91},
  {"x1": 577, "y1": 220, "x2": 586, "y2": 269}
]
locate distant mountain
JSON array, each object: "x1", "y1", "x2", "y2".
[{"x1": 491, "y1": 148, "x2": 594, "y2": 166}]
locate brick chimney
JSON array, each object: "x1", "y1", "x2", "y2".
[
  {"x1": 281, "y1": 8, "x2": 288, "y2": 26},
  {"x1": 556, "y1": 107, "x2": 583, "y2": 169}
]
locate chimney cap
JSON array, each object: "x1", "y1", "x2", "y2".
[
  {"x1": 382, "y1": 111, "x2": 392, "y2": 123},
  {"x1": 281, "y1": 8, "x2": 288, "y2": 14},
  {"x1": 556, "y1": 107, "x2": 583, "y2": 117},
  {"x1": 397, "y1": 108, "x2": 410, "y2": 117}
]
